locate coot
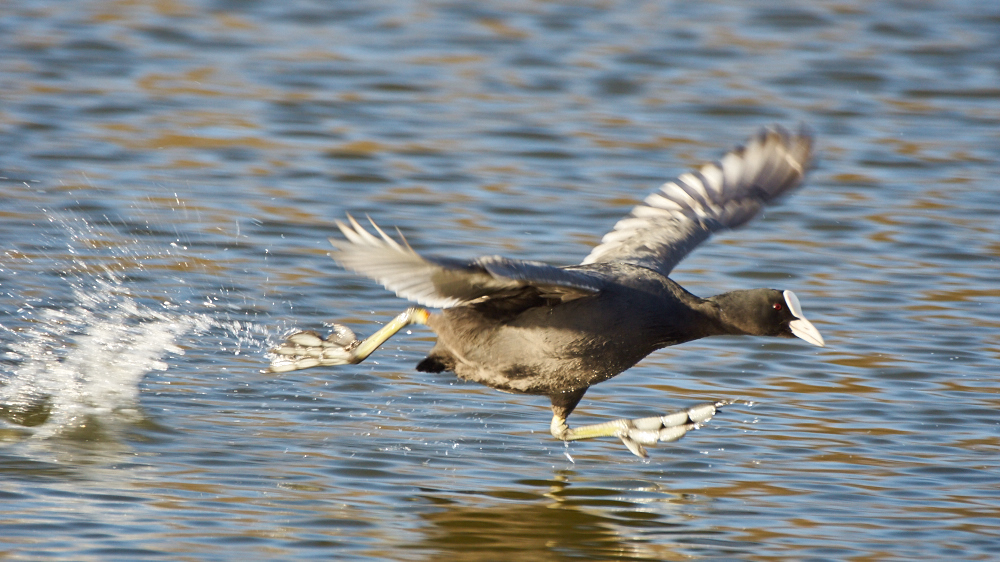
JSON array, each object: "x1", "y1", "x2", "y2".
[{"x1": 271, "y1": 125, "x2": 823, "y2": 457}]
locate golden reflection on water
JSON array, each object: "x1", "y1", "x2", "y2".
[{"x1": 408, "y1": 475, "x2": 700, "y2": 562}]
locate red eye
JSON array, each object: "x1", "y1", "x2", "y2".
[{"x1": 773, "y1": 302, "x2": 783, "y2": 311}]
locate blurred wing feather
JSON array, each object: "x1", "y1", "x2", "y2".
[
  {"x1": 582, "y1": 125, "x2": 813, "y2": 275},
  {"x1": 330, "y1": 216, "x2": 602, "y2": 308}
]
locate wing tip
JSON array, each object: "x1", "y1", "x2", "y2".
[{"x1": 581, "y1": 123, "x2": 816, "y2": 270}]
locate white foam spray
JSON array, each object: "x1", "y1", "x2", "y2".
[{"x1": 0, "y1": 209, "x2": 278, "y2": 439}]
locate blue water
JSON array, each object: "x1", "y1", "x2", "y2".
[{"x1": 2, "y1": 1, "x2": 999, "y2": 560}]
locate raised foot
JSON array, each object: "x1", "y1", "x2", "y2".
[
  {"x1": 552, "y1": 400, "x2": 739, "y2": 458},
  {"x1": 268, "y1": 324, "x2": 361, "y2": 373},
  {"x1": 268, "y1": 307, "x2": 430, "y2": 374}
]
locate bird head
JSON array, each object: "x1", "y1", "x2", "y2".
[{"x1": 714, "y1": 288, "x2": 824, "y2": 346}]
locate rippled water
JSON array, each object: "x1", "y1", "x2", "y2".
[{"x1": 2, "y1": 1, "x2": 999, "y2": 560}]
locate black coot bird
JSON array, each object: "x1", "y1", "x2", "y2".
[{"x1": 270, "y1": 125, "x2": 824, "y2": 457}]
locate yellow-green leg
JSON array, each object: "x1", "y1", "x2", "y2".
[
  {"x1": 269, "y1": 307, "x2": 429, "y2": 373},
  {"x1": 549, "y1": 388, "x2": 731, "y2": 458}
]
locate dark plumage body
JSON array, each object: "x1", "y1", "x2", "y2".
[
  {"x1": 418, "y1": 262, "x2": 716, "y2": 395},
  {"x1": 271, "y1": 125, "x2": 824, "y2": 457}
]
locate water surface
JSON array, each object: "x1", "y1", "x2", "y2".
[{"x1": 2, "y1": 1, "x2": 999, "y2": 560}]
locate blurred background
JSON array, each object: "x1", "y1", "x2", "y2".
[{"x1": 1, "y1": 1, "x2": 998, "y2": 560}]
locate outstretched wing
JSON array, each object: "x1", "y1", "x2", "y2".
[
  {"x1": 330, "y1": 215, "x2": 603, "y2": 308},
  {"x1": 582, "y1": 125, "x2": 814, "y2": 276}
]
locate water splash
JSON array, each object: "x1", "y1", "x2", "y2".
[
  {"x1": 1, "y1": 283, "x2": 210, "y2": 437},
  {"x1": 0, "y1": 208, "x2": 277, "y2": 440}
]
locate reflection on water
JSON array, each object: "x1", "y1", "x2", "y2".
[
  {"x1": 408, "y1": 472, "x2": 759, "y2": 562},
  {"x1": 2, "y1": 0, "x2": 1000, "y2": 560}
]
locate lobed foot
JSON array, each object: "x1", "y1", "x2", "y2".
[
  {"x1": 613, "y1": 401, "x2": 724, "y2": 458},
  {"x1": 268, "y1": 307, "x2": 429, "y2": 374},
  {"x1": 268, "y1": 324, "x2": 361, "y2": 373},
  {"x1": 552, "y1": 400, "x2": 736, "y2": 458}
]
